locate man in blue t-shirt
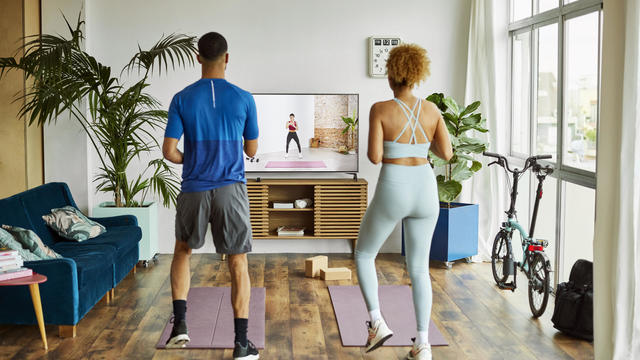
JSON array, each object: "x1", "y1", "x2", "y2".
[{"x1": 162, "y1": 32, "x2": 260, "y2": 359}]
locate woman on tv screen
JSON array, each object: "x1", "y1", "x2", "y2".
[{"x1": 285, "y1": 113, "x2": 303, "y2": 159}]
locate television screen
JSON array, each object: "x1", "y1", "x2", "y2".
[{"x1": 245, "y1": 93, "x2": 359, "y2": 172}]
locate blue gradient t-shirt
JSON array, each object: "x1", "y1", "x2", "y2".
[{"x1": 165, "y1": 78, "x2": 258, "y2": 192}]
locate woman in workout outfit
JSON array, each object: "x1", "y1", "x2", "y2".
[
  {"x1": 355, "y1": 44, "x2": 453, "y2": 360},
  {"x1": 285, "y1": 113, "x2": 302, "y2": 159}
]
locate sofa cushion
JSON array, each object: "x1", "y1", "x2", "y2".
[
  {"x1": 1, "y1": 225, "x2": 62, "y2": 260},
  {"x1": 43, "y1": 206, "x2": 106, "y2": 242},
  {"x1": 52, "y1": 243, "x2": 116, "y2": 289},
  {"x1": 19, "y1": 183, "x2": 77, "y2": 246},
  {"x1": 83, "y1": 225, "x2": 141, "y2": 253}
]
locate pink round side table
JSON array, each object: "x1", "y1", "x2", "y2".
[{"x1": 0, "y1": 273, "x2": 48, "y2": 350}]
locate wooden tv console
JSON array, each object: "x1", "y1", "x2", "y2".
[{"x1": 246, "y1": 178, "x2": 368, "y2": 251}]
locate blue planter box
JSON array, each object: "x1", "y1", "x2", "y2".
[{"x1": 402, "y1": 202, "x2": 479, "y2": 263}]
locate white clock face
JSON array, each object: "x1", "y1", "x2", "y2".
[{"x1": 369, "y1": 37, "x2": 400, "y2": 78}]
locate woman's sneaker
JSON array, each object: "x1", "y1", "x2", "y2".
[
  {"x1": 233, "y1": 339, "x2": 259, "y2": 359},
  {"x1": 406, "y1": 337, "x2": 432, "y2": 360},
  {"x1": 365, "y1": 319, "x2": 393, "y2": 352},
  {"x1": 165, "y1": 318, "x2": 190, "y2": 348}
]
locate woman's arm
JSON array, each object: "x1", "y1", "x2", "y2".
[
  {"x1": 430, "y1": 113, "x2": 453, "y2": 161},
  {"x1": 367, "y1": 103, "x2": 384, "y2": 164}
]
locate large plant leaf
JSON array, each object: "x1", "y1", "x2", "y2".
[
  {"x1": 443, "y1": 97, "x2": 460, "y2": 117},
  {"x1": 426, "y1": 93, "x2": 447, "y2": 112},
  {"x1": 460, "y1": 101, "x2": 481, "y2": 118},
  {"x1": 451, "y1": 161, "x2": 474, "y2": 182},
  {"x1": 124, "y1": 33, "x2": 197, "y2": 76},
  {"x1": 470, "y1": 160, "x2": 482, "y2": 172},
  {"x1": 456, "y1": 142, "x2": 487, "y2": 154},
  {"x1": 461, "y1": 113, "x2": 482, "y2": 126},
  {"x1": 429, "y1": 153, "x2": 449, "y2": 167},
  {"x1": 437, "y1": 178, "x2": 462, "y2": 203}
]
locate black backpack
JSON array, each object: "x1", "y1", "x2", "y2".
[{"x1": 551, "y1": 259, "x2": 593, "y2": 341}]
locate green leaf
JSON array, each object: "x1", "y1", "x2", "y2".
[
  {"x1": 443, "y1": 97, "x2": 460, "y2": 116},
  {"x1": 460, "y1": 101, "x2": 481, "y2": 118},
  {"x1": 426, "y1": 93, "x2": 447, "y2": 112},
  {"x1": 461, "y1": 113, "x2": 482, "y2": 126},
  {"x1": 451, "y1": 161, "x2": 474, "y2": 182},
  {"x1": 456, "y1": 143, "x2": 487, "y2": 154},
  {"x1": 470, "y1": 160, "x2": 482, "y2": 172},
  {"x1": 437, "y1": 179, "x2": 462, "y2": 203}
]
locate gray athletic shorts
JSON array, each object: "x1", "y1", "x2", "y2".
[{"x1": 175, "y1": 182, "x2": 252, "y2": 254}]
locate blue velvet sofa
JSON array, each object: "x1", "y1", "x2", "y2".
[{"x1": 0, "y1": 182, "x2": 142, "y2": 336}]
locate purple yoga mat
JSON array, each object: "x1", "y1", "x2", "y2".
[
  {"x1": 328, "y1": 285, "x2": 448, "y2": 347},
  {"x1": 156, "y1": 287, "x2": 265, "y2": 349},
  {"x1": 264, "y1": 160, "x2": 327, "y2": 169}
]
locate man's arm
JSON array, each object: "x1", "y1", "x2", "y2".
[
  {"x1": 163, "y1": 137, "x2": 184, "y2": 164},
  {"x1": 244, "y1": 139, "x2": 258, "y2": 158}
]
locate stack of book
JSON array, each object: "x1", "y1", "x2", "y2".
[
  {"x1": 0, "y1": 249, "x2": 32, "y2": 281},
  {"x1": 276, "y1": 226, "x2": 305, "y2": 237}
]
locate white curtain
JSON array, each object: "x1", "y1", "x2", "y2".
[
  {"x1": 611, "y1": 0, "x2": 640, "y2": 357},
  {"x1": 595, "y1": 0, "x2": 640, "y2": 358},
  {"x1": 459, "y1": 0, "x2": 508, "y2": 261}
]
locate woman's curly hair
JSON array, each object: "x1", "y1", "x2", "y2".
[{"x1": 386, "y1": 44, "x2": 431, "y2": 88}]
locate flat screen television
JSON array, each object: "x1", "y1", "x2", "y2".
[{"x1": 245, "y1": 93, "x2": 359, "y2": 173}]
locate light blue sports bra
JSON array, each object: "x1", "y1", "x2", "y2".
[{"x1": 383, "y1": 98, "x2": 431, "y2": 159}]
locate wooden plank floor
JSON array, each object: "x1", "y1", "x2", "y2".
[{"x1": 0, "y1": 254, "x2": 593, "y2": 359}]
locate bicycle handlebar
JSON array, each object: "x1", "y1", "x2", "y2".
[{"x1": 482, "y1": 151, "x2": 553, "y2": 175}]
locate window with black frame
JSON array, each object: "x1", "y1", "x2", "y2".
[{"x1": 508, "y1": 0, "x2": 602, "y2": 284}]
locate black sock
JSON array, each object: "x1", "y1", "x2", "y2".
[
  {"x1": 234, "y1": 318, "x2": 248, "y2": 346},
  {"x1": 173, "y1": 300, "x2": 187, "y2": 323}
]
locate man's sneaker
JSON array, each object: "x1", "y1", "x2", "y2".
[
  {"x1": 298, "y1": 152, "x2": 303, "y2": 159},
  {"x1": 165, "y1": 318, "x2": 190, "y2": 348},
  {"x1": 233, "y1": 340, "x2": 259, "y2": 359},
  {"x1": 406, "y1": 337, "x2": 432, "y2": 360},
  {"x1": 365, "y1": 319, "x2": 393, "y2": 353},
  {"x1": 285, "y1": 153, "x2": 289, "y2": 159}
]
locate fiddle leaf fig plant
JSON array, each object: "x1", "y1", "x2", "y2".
[{"x1": 426, "y1": 93, "x2": 489, "y2": 205}]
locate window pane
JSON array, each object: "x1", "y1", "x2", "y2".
[
  {"x1": 536, "y1": 0, "x2": 558, "y2": 14},
  {"x1": 511, "y1": 31, "x2": 531, "y2": 155},
  {"x1": 563, "y1": 12, "x2": 599, "y2": 172},
  {"x1": 512, "y1": 0, "x2": 532, "y2": 21},
  {"x1": 535, "y1": 23, "x2": 558, "y2": 159},
  {"x1": 561, "y1": 182, "x2": 595, "y2": 282},
  {"x1": 563, "y1": 0, "x2": 578, "y2": 4}
]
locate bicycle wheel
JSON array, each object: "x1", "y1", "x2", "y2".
[
  {"x1": 528, "y1": 252, "x2": 550, "y2": 317},
  {"x1": 491, "y1": 231, "x2": 509, "y2": 285}
]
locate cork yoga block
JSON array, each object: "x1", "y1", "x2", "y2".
[
  {"x1": 321, "y1": 267, "x2": 352, "y2": 281},
  {"x1": 305, "y1": 255, "x2": 328, "y2": 278}
]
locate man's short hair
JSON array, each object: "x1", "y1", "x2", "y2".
[
  {"x1": 198, "y1": 32, "x2": 228, "y2": 61},
  {"x1": 289, "y1": 113, "x2": 295, "y2": 117}
]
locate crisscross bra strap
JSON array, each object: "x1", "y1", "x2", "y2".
[{"x1": 392, "y1": 98, "x2": 429, "y2": 144}]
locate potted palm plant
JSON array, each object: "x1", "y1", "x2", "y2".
[
  {"x1": 401, "y1": 93, "x2": 488, "y2": 268},
  {"x1": 0, "y1": 14, "x2": 197, "y2": 266}
]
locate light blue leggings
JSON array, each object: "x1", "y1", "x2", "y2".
[{"x1": 355, "y1": 163, "x2": 439, "y2": 331}]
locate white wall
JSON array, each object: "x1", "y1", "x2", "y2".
[
  {"x1": 43, "y1": 0, "x2": 471, "y2": 254},
  {"x1": 41, "y1": 0, "x2": 92, "y2": 212}
]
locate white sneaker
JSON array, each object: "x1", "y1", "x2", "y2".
[
  {"x1": 298, "y1": 152, "x2": 303, "y2": 159},
  {"x1": 285, "y1": 153, "x2": 288, "y2": 159},
  {"x1": 406, "y1": 338, "x2": 432, "y2": 360},
  {"x1": 365, "y1": 320, "x2": 393, "y2": 353}
]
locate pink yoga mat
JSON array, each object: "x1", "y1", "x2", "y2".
[
  {"x1": 328, "y1": 285, "x2": 448, "y2": 347},
  {"x1": 264, "y1": 160, "x2": 327, "y2": 168},
  {"x1": 156, "y1": 287, "x2": 265, "y2": 349}
]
